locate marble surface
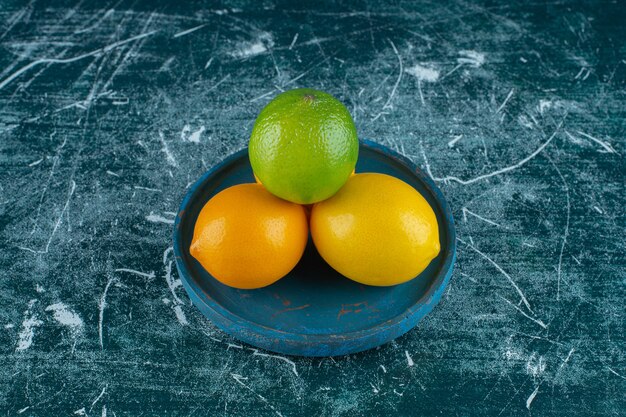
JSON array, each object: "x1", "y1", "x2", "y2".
[{"x1": 1, "y1": 0, "x2": 624, "y2": 415}]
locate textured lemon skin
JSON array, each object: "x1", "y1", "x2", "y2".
[
  {"x1": 190, "y1": 184, "x2": 308, "y2": 289},
  {"x1": 310, "y1": 173, "x2": 441, "y2": 286},
  {"x1": 249, "y1": 88, "x2": 358, "y2": 204}
]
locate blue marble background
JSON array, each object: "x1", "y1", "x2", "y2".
[{"x1": 0, "y1": 0, "x2": 624, "y2": 415}]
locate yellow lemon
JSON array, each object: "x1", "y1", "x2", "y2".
[{"x1": 310, "y1": 173, "x2": 440, "y2": 286}]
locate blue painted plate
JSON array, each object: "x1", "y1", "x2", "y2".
[{"x1": 173, "y1": 140, "x2": 456, "y2": 357}]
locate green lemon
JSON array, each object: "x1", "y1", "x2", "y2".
[{"x1": 249, "y1": 88, "x2": 358, "y2": 204}]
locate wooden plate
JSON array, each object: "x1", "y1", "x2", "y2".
[{"x1": 173, "y1": 140, "x2": 456, "y2": 357}]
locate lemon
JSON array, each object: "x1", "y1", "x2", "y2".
[
  {"x1": 310, "y1": 173, "x2": 440, "y2": 286},
  {"x1": 249, "y1": 88, "x2": 358, "y2": 204}
]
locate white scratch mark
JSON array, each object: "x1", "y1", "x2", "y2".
[
  {"x1": 204, "y1": 57, "x2": 213, "y2": 69},
  {"x1": 0, "y1": 30, "x2": 158, "y2": 91},
  {"x1": 448, "y1": 135, "x2": 463, "y2": 148},
  {"x1": 414, "y1": 378, "x2": 427, "y2": 391},
  {"x1": 163, "y1": 246, "x2": 174, "y2": 265},
  {"x1": 380, "y1": 365, "x2": 387, "y2": 373},
  {"x1": 97, "y1": 13, "x2": 157, "y2": 95},
  {"x1": 440, "y1": 63, "x2": 463, "y2": 80},
  {"x1": 575, "y1": 130, "x2": 619, "y2": 154},
  {"x1": 102, "y1": 405, "x2": 107, "y2": 417},
  {"x1": 370, "y1": 111, "x2": 388, "y2": 122},
  {"x1": 180, "y1": 125, "x2": 190, "y2": 141},
  {"x1": 529, "y1": 113, "x2": 540, "y2": 126},
  {"x1": 423, "y1": 121, "x2": 563, "y2": 185},
  {"x1": 206, "y1": 74, "x2": 231, "y2": 93},
  {"x1": 115, "y1": 268, "x2": 155, "y2": 279},
  {"x1": 74, "y1": 408, "x2": 86, "y2": 415},
  {"x1": 188, "y1": 126, "x2": 205, "y2": 143},
  {"x1": 146, "y1": 213, "x2": 175, "y2": 225},
  {"x1": 526, "y1": 353, "x2": 547, "y2": 377},
  {"x1": 28, "y1": 158, "x2": 43, "y2": 167},
  {"x1": 165, "y1": 260, "x2": 183, "y2": 305},
  {"x1": 548, "y1": 158, "x2": 570, "y2": 301},
  {"x1": 564, "y1": 130, "x2": 584, "y2": 144},
  {"x1": 370, "y1": 382, "x2": 379, "y2": 393},
  {"x1": 250, "y1": 90, "x2": 275, "y2": 103},
  {"x1": 251, "y1": 349, "x2": 299, "y2": 377},
  {"x1": 112, "y1": 97, "x2": 129, "y2": 106},
  {"x1": 231, "y1": 33, "x2": 273, "y2": 59},
  {"x1": 173, "y1": 305, "x2": 188, "y2": 326},
  {"x1": 173, "y1": 24, "x2": 207, "y2": 38},
  {"x1": 462, "y1": 207, "x2": 502, "y2": 227},
  {"x1": 457, "y1": 50, "x2": 485, "y2": 67},
  {"x1": 607, "y1": 367, "x2": 626, "y2": 380},
  {"x1": 405, "y1": 63, "x2": 439, "y2": 82},
  {"x1": 17, "y1": 407, "x2": 30, "y2": 414},
  {"x1": 405, "y1": 64, "x2": 439, "y2": 105},
  {"x1": 91, "y1": 385, "x2": 107, "y2": 408},
  {"x1": 1, "y1": 6, "x2": 30, "y2": 42},
  {"x1": 538, "y1": 99, "x2": 553, "y2": 114},
  {"x1": 234, "y1": 42, "x2": 267, "y2": 57},
  {"x1": 45, "y1": 303, "x2": 83, "y2": 333},
  {"x1": 405, "y1": 350, "x2": 414, "y2": 367},
  {"x1": 289, "y1": 33, "x2": 299, "y2": 50},
  {"x1": 249, "y1": 56, "x2": 330, "y2": 102},
  {"x1": 382, "y1": 40, "x2": 402, "y2": 110},
  {"x1": 526, "y1": 385, "x2": 540, "y2": 409},
  {"x1": 496, "y1": 88, "x2": 514, "y2": 114},
  {"x1": 592, "y1": 206, "x2": 603, "y2": 214},
  {"x1": 417, "y1": 80, "x2": 425, "y2": 105},
  {"x1": 18, "y1": 246, "x2": 40, "y2": 254},
  {"x1": 16, "y1": 300, "x2": 42, "y2": 351},
  {"x1": 45, "y1": 179, "x2": 76, "y2": 253},
  {"x1": 458, "y1": 238, "x2": 534, "y2": 314},
  {"x1": 20, "y1": 179, "x2": 79, "y2": 255},
  {"x1": 134, "y1": 186, "x2": 161, "y2": 192},
  {"x1": 462, "y1": 273, "x2": 479, "y2": 284},
  {"x1": 518, "y1": 115, "x2": 534, "y2": 130},
  {"x1": 497, "y1": 294, "x2": 547, "y2": 329},
  {"x1": 181, "y1": 125, "x2": 205, "y2": 143},
  {"x1": 158, "y1": 131, "x2": 178, "y2": 168},
  {"x1": 74, "y1": 7, "x2": 115, "y2": 34},
  {"x1": 574, "y1": 67, "x2": 585, "y2": 80},
  {"x1": 106, "y1": 170, "x2": 119, "y2": 177},
  {"x1": 231, "y1": 374, "x2": 283, "y2": 417},
  {"x1": 99, "y1": 278, "x2": 115, "y2": 349},
  {"x1": 32, "y1": 139, "x2": 66, "y2": 237}
]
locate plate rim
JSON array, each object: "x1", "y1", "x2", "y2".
[{"x1": 173, "y1": 139, "x2": 456, "y2": 355}]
